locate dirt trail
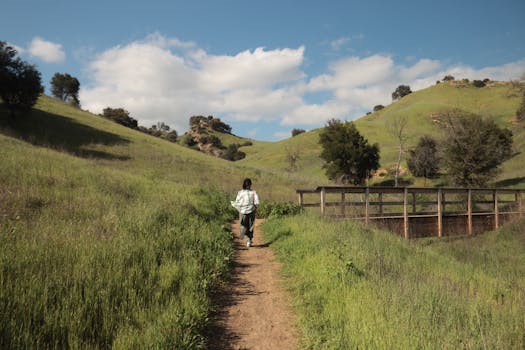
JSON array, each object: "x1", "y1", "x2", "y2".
[{"x1": 206, "y1": 219, "x2": 299, "y2": 350}]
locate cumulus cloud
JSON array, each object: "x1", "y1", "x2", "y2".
[
  {"x1": 28, "y1": 37, "x2": 65, "y2": 63},
  {"x1": 80, "y1": 33, "x2": 525, "y2": 135},
  {"x1": 80, "y1": 34, "x2": 305, "y2": 132}
]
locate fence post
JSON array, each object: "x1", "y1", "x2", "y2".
[
  {"x1": 518, "y1": 191, "x2": 523, "y2": 218},
  {"x1": 341, "y1": 192, "x2": 346, "y2": 217},
  {"x1": 379, "y1": 192, "x2": 384, "y2": 217},
  {"x1": 320, "y1": 187, "x2": 326, "y2": 216},
  {"x1": 494, "y1": 190, "x2": 499, "y2": 229},
  {"x1": 412, "y1": 192, "x2": 417, "y2": 213},
  {"x1": 403, "y1": 187, "x2": 409, "y2": 239},
  {"x1": 365, "y1": 187, "x2": 370, "y2": 225},
  {"x1": 298, "y1": 191, "x2": 304, "y2": 207},
  {"x1": 467, "y1": 189, "x2": 473, "y2": 235},
  {"x1": 437, "y1": 188, "x2": 443, "y2": 238}
]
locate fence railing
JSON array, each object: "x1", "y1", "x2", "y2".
[{"x1": 297, "y1": 186, "x2": 524, "y2": 238}]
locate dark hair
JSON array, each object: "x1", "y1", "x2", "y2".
[{"x1": 242, "y1": 178, "x2": 252, "y2": 190}]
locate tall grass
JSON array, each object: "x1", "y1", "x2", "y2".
[
  {"x1": 263, "y1": 214, "x2": 525, "y2": 349},
  {"x1": 0, "y1": 134, "x2": 236, "y2": 348}
]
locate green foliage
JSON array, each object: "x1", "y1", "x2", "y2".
[
  {"x1": 220, "y1": 143, "x2": 246, "y2": 161},
  {"x1": 391, "y1": 84, "x2": 412, "y2": 100},
  {"x1": 373, "y1": 104, "x2": 384, "y2": 112},
  {"x1": 263, "y1": 215, "x2": 525, "y2": 349},
  {"x1": 0, "y1": 41, "x2": 43, "y2": 115},
  {"x1": 51, "y1": 72, "x2": 80, "y2": 107},
  {"x1": 442, "y1": 110, "x2": 513, "y2": 187},
  {"x1": 407, "y1": 135, "x2": 440, "y2": 179},
  {"x1": 257, "y1": 201, "x2": 303, "y2": 218},
  {"x1": 472, "y1": 79, "x2": 486, "y2": 88},
  {"x1": 102, "y1": 107, "x2": 138, "y2": 129},
  {"x1": 442, "y1": 75, "x2": 455, "y2": 81},
  {"x1": 319, "y1": 119, "x2": 380, "y2": 185},
  {"x1": 190, "y1": 115, "x2": 232, "y2": 134},
  {"x1": 291, "y1": 128, "x2": 305, "y2": 137}
]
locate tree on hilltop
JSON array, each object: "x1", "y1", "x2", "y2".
[
  {"x1": 0, "y1": 41, "x2": 43, "y2": 116},
  {"x1": 101, "y1": 107, "x2": 138, "y2": 129},
  {"x1": 392, "y1": 85, "x2": 412, "y2": 101},
  {"x1": 319, "y1": 119, "x2": 380, "y2": 185},
  {"x1": 51, "y1": 72, "x2": 80, "y2": 107}
]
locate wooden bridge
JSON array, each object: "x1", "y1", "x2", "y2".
[{"x1": 296, "y1": 186, "x2": 524, "y2": 238}]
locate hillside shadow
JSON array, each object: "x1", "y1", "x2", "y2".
[
  {"x1": 494, "y1": 177, "x2": 525, "y2": 187},
  {"x1": 0, "y1": 106, "x2": 130, "y2": 160},
  {"x1": 373, "y1": 178, "x2": 414, "y2": 187}
]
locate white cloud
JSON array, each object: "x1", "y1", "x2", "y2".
[
  {"x1": 28, "y1": 37, "x2": 65, "y2": 63},
  {"x1": 79, "y1": 33, "x2": 525, "y2": 135},
  {"x1": 80, "y1": 34, "x2": 306, "y2": 132}
]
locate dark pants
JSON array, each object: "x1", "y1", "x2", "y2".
[{"x1": 240, "y1": 211, "x2": 256, "y2": 242}]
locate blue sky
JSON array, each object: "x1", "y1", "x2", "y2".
[{"x1": 2, "y1": 0, "x2": 525, "y2": 140}]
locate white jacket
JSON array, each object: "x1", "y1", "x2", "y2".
[{"x1": 231, "y1": 189, "x2": 260, "y2": 214}]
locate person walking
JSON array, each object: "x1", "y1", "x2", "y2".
[{"x1": 231, "y1": 178, "x2": 260, "y2": 247}]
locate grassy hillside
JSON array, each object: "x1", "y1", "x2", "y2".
[
  {"x1": 263, "y1": 214, "x2": 525, "y2": 349},
  {"x1": 239, "y1": 81, "x2": 525, "y2": 187},
  {"x1": 0, "y1": 95, "x2": 314, "y2": 348}
]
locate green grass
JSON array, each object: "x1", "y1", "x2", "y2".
[
  {"x1": 262, "y1": 214, "x2": 525, "y2": 349},
  {"x1": 0, "y1": 96, "x2": 315, "y2": 348},
  {"x1": 0, "y1": 132, "x2": 238, "y2": 348}
]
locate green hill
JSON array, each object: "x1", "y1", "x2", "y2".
[
  {"x1": 239, "y1": 81, "x2": 525, "y2": 187},
  {"x1": 0, "y1": 95, "x2": 313, "y2": 348}
]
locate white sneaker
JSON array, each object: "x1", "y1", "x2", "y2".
[{"x1": 246, "y1": 240, "x2": 251, "y2": 247}]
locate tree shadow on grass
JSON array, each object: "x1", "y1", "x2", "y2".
[
  {"x1": 494, "y1": 177, "x2": 525, "y2": 187},
  {"x1": 0, "y1": 105, "x2": 131, "y2": 160}
]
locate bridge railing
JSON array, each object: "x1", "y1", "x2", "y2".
[{"x1": 296, "y1": 186, "x2": 524, "y2": 238}]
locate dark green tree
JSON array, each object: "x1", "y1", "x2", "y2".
[
  {"x1": 291, "y1": 128, "x2": 305, "y2": 137},
  {"x1": 50, "y1": 72, "x2": 80, "y2": 107},
  {"x1": 319, "y1": 119, "x2": 380, "y2": 185},
  {"x1": 442, "y1": 111, "x2": 513, "y2": 187},
  {"x1": 220, "y1": 143, "x2": 246, "y2": 161},
  {"x1": 101, "y1": 107, "x2": 138, "y2": 129},
  {"x1": 0, "y1": 41, "x2": 43, "y2": 115},
  {"x1": 407, "y1": 135, "x2": 440, "y2": 183},
  {"x1": 373, "y1": 105, "x2": 384, "y2": 112},
  {"x1": 391, "y1": 85, "x2": 412, "y2": 101}
]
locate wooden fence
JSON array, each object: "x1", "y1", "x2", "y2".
[{"x1": 297, "y1": 186, "x2": 524, "y2": 238}]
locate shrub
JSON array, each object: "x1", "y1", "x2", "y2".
[
  {"x1": 257, "y1": 201, "x2": 303, "y2": 218},
  {"x1": 472, "y1": 80, "x2": 486, "y2": 88},
  {"x1": 291, "y1": 128, "x2": 306, "y2": 137}
]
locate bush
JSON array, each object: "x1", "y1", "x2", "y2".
[
  {"x1": 291, "y1": 128, "x2": 306, "y2": 137},
  {"x1": 257, "y1": 201, "x2": 303, "y2": 218},
  {"x1": 472, "y1": 80, "x2": 486, "y2": 88},
  {"x1": 373, "y1": 105, "x2": 384, "y2": 112}
]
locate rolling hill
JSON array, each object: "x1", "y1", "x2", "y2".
[{"x1": 238, "y1": 80, "x2": 525, "y2": 187}]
